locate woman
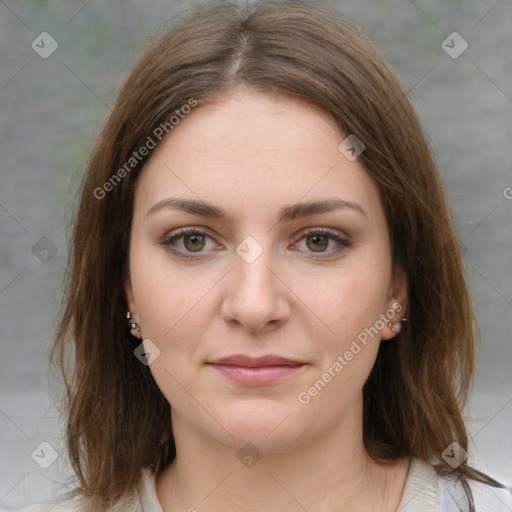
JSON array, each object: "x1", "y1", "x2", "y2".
[{"x1": 22, "y1": 1, "x2": 512, "y2": 511}]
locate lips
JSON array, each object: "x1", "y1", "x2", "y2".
[
  {"x1": 210, "y1": 354, "x2": 304, "y2": 367},
  {"x1": 207, "y1": 354, "x2": 306, "y2": 386}
]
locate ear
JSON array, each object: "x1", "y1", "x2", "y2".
[
  {"x1": 125, "y1": 276, "x2": 143, "y2": 339},
  {"x1": 124, "y1": 276, "x2": 138, "y2": 321},
  {"x1": 381, "y1": 265, "x2": 408, "y2": 341}
]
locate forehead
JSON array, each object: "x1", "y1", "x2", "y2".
[{"x1": 134, "y1": 89, "x2": 383, "y2": 223}]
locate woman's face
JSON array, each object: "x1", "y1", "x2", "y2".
[{"x1": 125, "y1": 89, "x2": 406, "y2": 451}]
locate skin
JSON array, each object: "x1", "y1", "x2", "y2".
[{"x1": 125, "y1": 87, "x2": 409, "y2": 512}]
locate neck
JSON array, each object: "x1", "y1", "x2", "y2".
[{"x1": 156, "y1": 400, "x2": 410, "y2": 512}]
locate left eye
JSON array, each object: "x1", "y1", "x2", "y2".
[{"x1": 293, "y1": 230, "x2": 350, "y2": 255}]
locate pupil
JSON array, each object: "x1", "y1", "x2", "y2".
[
  {"x1": 185, "y1": 234, "x2": 205, "y2": 252},
  {"x1": 308, "y1": 235, "x2": 328, "y2": 252}
]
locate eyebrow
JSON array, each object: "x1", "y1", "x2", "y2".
[{"x1": 146, "y1": 197, "x2": 367, "y2": 223}]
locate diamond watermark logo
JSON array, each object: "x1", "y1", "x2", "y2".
[
  {"x1": 31, "y1": 32, "x2": 58, "y2": 59},
  {"x1": 442, "y1": 441, "x2": 468, "y2": 468},
  {"x1": 134, "y1": 339, "x2": 161, "y2": 366},
  {"x1": 32, "y1": 237, "x2": 58, "y2": 263},
  {"x1": 236, "y1": 236, "x2": 263, "y2": 264},
  {"x1": 441, "y1": 32, "x2": 468, "y2": 59},
  {"x1": 237, "y1": 442, "x2": 263, "y2": 468},
  {"x1": 338, "y1": 134, "x2": 365, "y2": 161},
  {"x1": 31, "y1": 441, "x2": 59, "y2": 469}
]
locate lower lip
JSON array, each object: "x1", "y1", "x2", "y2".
[{"x1": 208, "y1": 364, "x2": 305, "y2": 385}]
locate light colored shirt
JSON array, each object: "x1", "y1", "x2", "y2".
[
  {"x1": 18, "y1": 458, "x2": 512, "y2": 512},
  {"x1": 397, "y1": 458, "x2": 512, "y2": 511}
]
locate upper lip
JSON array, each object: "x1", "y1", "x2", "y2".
[{"x1": 208, "y1": 355, "x2": 304, "y2": 367}]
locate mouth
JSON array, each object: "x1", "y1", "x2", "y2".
[{"x1": 206, "y1": 354, "x2": 306, "y2": 386}]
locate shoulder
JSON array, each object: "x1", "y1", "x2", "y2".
[
  {"x1": 17, "y1": 498, "x2": 83, "y2": 512},
  {"x1": 438, "y1": 470, "x2": 512, "y2": 512},
  {"x1": 398, "y1": 457, "x2": 512, "y2": 512},
  {"x1": 16, "y1": 469, "x2": 162, "y2": 512}
]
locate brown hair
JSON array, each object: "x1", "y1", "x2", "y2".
[{"x1": 52, "y1": 0, "x2": 490, "y2": 509}]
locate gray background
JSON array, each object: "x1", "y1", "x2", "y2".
[{"x1": 0, "y1": 0, "x2": 511, "y2": 509}]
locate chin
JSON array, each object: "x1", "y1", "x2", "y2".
[{"x1": 209, "y1": 398, "x2": 305, "y2": 449}]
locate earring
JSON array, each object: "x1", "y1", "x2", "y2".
[
  {"x1": 388, "y1": 322, "x2": 402, "y2": 334},
  {"x1": 127, "y1": 311, "x2": 142, "y2": 339},
  {"x1": 388, "y1": 318, "x2": 407, "y2": 334}
]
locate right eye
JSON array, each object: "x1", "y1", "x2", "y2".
[{"x1": 158, "y1": 227, "x2": 222, "y2": 258}]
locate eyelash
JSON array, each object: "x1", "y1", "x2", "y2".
[{"x1": 157, "y1": 226, "x2": 352, "y2": 260}]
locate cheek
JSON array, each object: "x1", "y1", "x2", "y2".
[
  {"x1": 129, "y1": 235, "x2": 214, "y2": 340},
  {"x1": 130, "y1": 260, "x2": 213, "y2": 410},
  {"x1": 298, "y1": 283, "x2": 384, "y2": 414},
  {"x1": 304, "y1": 258, "x2": 390, "y2": 341},
  {"x1": 298, "y1": 254, "x2": 390, "y2": 390}
]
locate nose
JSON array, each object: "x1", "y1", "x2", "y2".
[{"x1": 220, "y1": 246, "x2": 291, "y2": 333}]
